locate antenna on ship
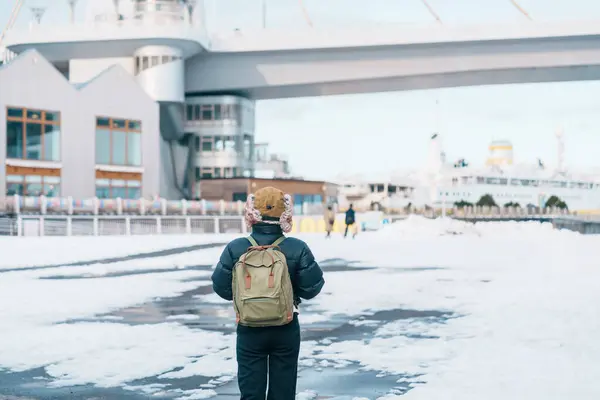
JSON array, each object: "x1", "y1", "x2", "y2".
[
  {"x1": 29, "y1": 5, "x2": 46, "y2": 28},
  {"x1": 112, "y1": 0, "x2": 121, "y2": 19},
  {"x1": 556, "y1": 126, "x2": 565, "y2": 173},
  {"x1": 183, "y1": 0, "x2": 196, "y2": 25},
  {"x1": 67, "y1": 0, "x2": 78, "y2": 24}
]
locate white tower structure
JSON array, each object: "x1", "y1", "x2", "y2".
[{"x1": 486, "y1": 139, "x2": 514, "y2": 166}]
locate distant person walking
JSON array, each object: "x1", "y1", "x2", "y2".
[
  {"x1": 211, "y1": 186, "x2": 325, "y2": 400},
  {"x1": 344, "y1": 204, "x2": 357, "y2": 239},
  {"x1": 324, "y1": 204, "x2": 335, "y2": 238}
]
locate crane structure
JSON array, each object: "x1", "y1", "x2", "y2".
[{"x1": 0, "y1": 0, "x2": 25, "y2": 48}]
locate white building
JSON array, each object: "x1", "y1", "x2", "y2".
[{"x1": 0, "y1": 0, "x2": 256, "y2": 200}]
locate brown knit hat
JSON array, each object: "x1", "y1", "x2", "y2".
[{"x1": 253, "y1": 187, "x2": 286, "y2": 218}]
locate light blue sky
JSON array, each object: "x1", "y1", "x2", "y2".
[{"x1": 3, "y1": 0, "x2": 600, "y2": 180}]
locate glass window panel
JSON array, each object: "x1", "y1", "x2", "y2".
[
  {"x1": 26, "y1": 182, "x2": 43, "y2": 196},
  {"x1": 214, "y1": 167, "x2": 221, "y2": 177},
  {"x1": 194, "y1": 136, "x2": 200, "y2": 151},
  {"x1": 112, "y1": 179, "x2": 126, "y2": 187},
  {"x1": 232, "y1": 104, "x2": 241, "y2": 123},
  {"x1": 112, "y1": 119, "x2": 127, "y2": 129},
  {"x1": 135, "y1": 57, "x2": 140, "y2": 74},
  {"x1": 112, "y1": 131, "x2": 127, "y2": 165},
  {"x1": 186, "y1": 105, "x2": 194, "y2": 120},
  {"x1": 7, "y1": 175, "x2": 23, "y2": 183},
  {"x1": 25, "y1": 175, "x2": 42, "y2": 183},
  {"x1": 128, "y1": 120, "x2": 141, "y2": 130},
  {"x1": 151, "y1": 56, "x2": 159, "y2": 66},
  {"x1": 202, "y1": 140, "x2": 212, "y2": 151},
  {"x1": 96, "y1": 186, "x2": 110, "y2": 199},
  {"x1": 95, "y1": 129, "x2": 111, "y2": 164},
  {"x1": 7, "y1": 108, "x2": 23, "y2": 118},
  {"x1": 45, "y1": 176, "x2": 60, "y2": 184},
  {"x1": 127, "y1": 132, "x2": 141, "y2": 166},
  {"x1": 112, "y1": 186, "x2": 127, "y2": 198},
  {"x1": 126, "y1": 187, "x2": 141, "y2": 199},
  {"x1": 214, "y1": 137, "x2": 224, "y2": 151},
  {"x1": 194, "y1": 105, "x2": 200, "y2": 120},
  {"x1": 45, "y1": 111, "x2": 60, "y2": 122},
  {"x1": 96, "y1": 117, "x2": 110, "y2": 127},
  {"x1": 27, "y1": 110, "x2": 42, "y2": 120},
  {"x1": 220, "y1": 104, "x2": 229, "y2": 119},
  {"x1": 224, "y1": 137, "x2": 236, "y2": 151},
  {"x1": 96, "y1": 179, "x2": 110, "y2": 186},
  {"x1": 161, "y1": 55, "x2": 170, "y2": 64},
  {"x1": 142, "y1": 56, "x2": 149, "y2": 70},
  {"x1": 201, "y1": 172, "x2": 212, "y2": 179},
  {"x1": 6, "y1": 182, "x2": 24, "y2": 196},
  {"x1": 214, "y1": 104, "x2": 222, "y2": 120},
  {"x1": 243, "y1": 136, "x2": 252, "y2": 160},
  {"x1": 127, "y1": 180, "x2": 141, "y2": 187},
  {"x1": 201, "y1": 106, "x2": 213, "y2": 120},
  {"x1": 25, "y1": 123, "x2": 43, "y2": 160},
  {"x1": 6, "y1": 120, "x2": 23, "y2": 158},
  {"x1": 43, "y1": 124, "x2": 60, "y2": 161},
  {"x1": 44, "y1": 183, "x2": 60, "y2": 197},
  {"x1": 195, "y1": 167, "x2": 201, "y2": 180}
]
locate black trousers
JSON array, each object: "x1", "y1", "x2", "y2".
[
  {"x1": 236, "y1": 314, "x2": 301, "y2": 400},
  {"x1": 344, "y1": 223, "x2": 354, "y2": 237}
]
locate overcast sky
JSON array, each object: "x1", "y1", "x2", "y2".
[{"x1": 3, "y1": 0, "x2": 600, "y2": 180}]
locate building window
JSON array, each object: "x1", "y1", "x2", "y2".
[
  {"x1": 6, "y1": 170, "x2": 61, "y2": 197},
  {"x1": 95, "y1": 179, "x2": 141, "y2": 199},
  {"x1": 233, "y1": 192, "x2": 248, "y2": 202},
  {"x1": 185, "y1": 103, "x2": 242, "y2": 124},
  {"x1": 243, "y1": 135, "x2": 253, "y2": 161},
  {"x1": 6, "y1": 107, "x2": 61, "y2": 161},
  {"x1": 95, "y1": 117, "x2": 142, "y2": 166}
]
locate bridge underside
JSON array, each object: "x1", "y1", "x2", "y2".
[
  {"x1": 190, "y1": 64, "x2": 600, "y2": 100},
  {"x1": 185, "y1": 36, "x2": 600, "y2": 99}
]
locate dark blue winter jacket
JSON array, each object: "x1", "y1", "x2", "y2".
[{"x1": 211, "y1": 223, "x2": 325, "y2": 306}]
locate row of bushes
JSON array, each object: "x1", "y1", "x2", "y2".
[{"x1": 454, "y1": 194, "x2": 568, "y2": 210}]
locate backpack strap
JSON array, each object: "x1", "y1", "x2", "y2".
[
  {"x1": 272, "y1": 236, "x2": 286, "y2": 247},
  {"x1": 247, "y1": 236, "x2": 258, "y2": 247}
]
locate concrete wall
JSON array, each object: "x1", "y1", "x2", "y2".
[
  {"x1": 69, "y1": 57, "x2": 134, "y2": 83},
  {"x1": 79, "y1": 65, "x2": 161, "y2": 198},
  {"x1": 0, "y1": 51, "x2": 81, "y2": 198},
  {"x1": 0, "y1": 50, "x2": 160, "y2": 199}
]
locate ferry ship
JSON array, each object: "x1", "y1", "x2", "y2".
[{"x1": 337, "y1": 130, "x2": 600, "y2": 213}]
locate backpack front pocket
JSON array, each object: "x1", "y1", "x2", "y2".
[{"x1": 242, "y1": 297, "x2": 282, "y2": 322}]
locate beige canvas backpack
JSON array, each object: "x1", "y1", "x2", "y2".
[{"x1": 232, "y1": 236, "x2": 295, "y2": 327}]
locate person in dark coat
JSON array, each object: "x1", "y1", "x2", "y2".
[
  {"x1": 211, "y1": 187, "x2": 325, "y2": 400},
  {"x1": 344, "y1": 203, "x2": 357, "y2": 238}
]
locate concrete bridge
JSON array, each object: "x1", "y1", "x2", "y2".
[{"x1": 6, "y1": 20, "x2": 600, "y2": 99}]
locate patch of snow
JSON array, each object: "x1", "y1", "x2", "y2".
[
  {"x1": 0, "y1": 234, "x2": 236, "y2": 270},
  {"x1": 166, "y1": 314, "x2": 201, "y2": 321},
  {"x1": 0, "y1": 322, "x2": 231, "y2": 388},
  {"x1": 160, "y1": 348, "x2": 236, "y2": 379},
  {"x1": 175, "y1": 388, "x2": 218, "y2": 399},
  {"x1": 296, "y1": 390, "x2": 318, "y2": 400},
  {"x1": 194, "y1": 292, "x2": 231, "y2": 304}
]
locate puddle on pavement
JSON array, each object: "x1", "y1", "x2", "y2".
[{"x1": 3, "y1": 259, "x2": 454, "y2": 399}]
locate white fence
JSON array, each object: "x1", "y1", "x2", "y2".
[{"x1": 13, "y1": 216, "x2": 247, "y2": 237}]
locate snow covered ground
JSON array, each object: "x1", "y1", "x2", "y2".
[{"x1": 1, "y1": 216, "x2": 599, "y2": 399}]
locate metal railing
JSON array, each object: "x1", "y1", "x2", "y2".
[{"x1": 14, "y1": 215, "x2": 247, "y2": 237}]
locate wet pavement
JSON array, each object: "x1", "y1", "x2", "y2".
[{"x1": 0, "y1": 248, "x2": 455, "y2": 400}]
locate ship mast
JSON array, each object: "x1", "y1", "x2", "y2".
[{"x1": 556, "y1": 126, "x2": 565, "y2": 174}]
